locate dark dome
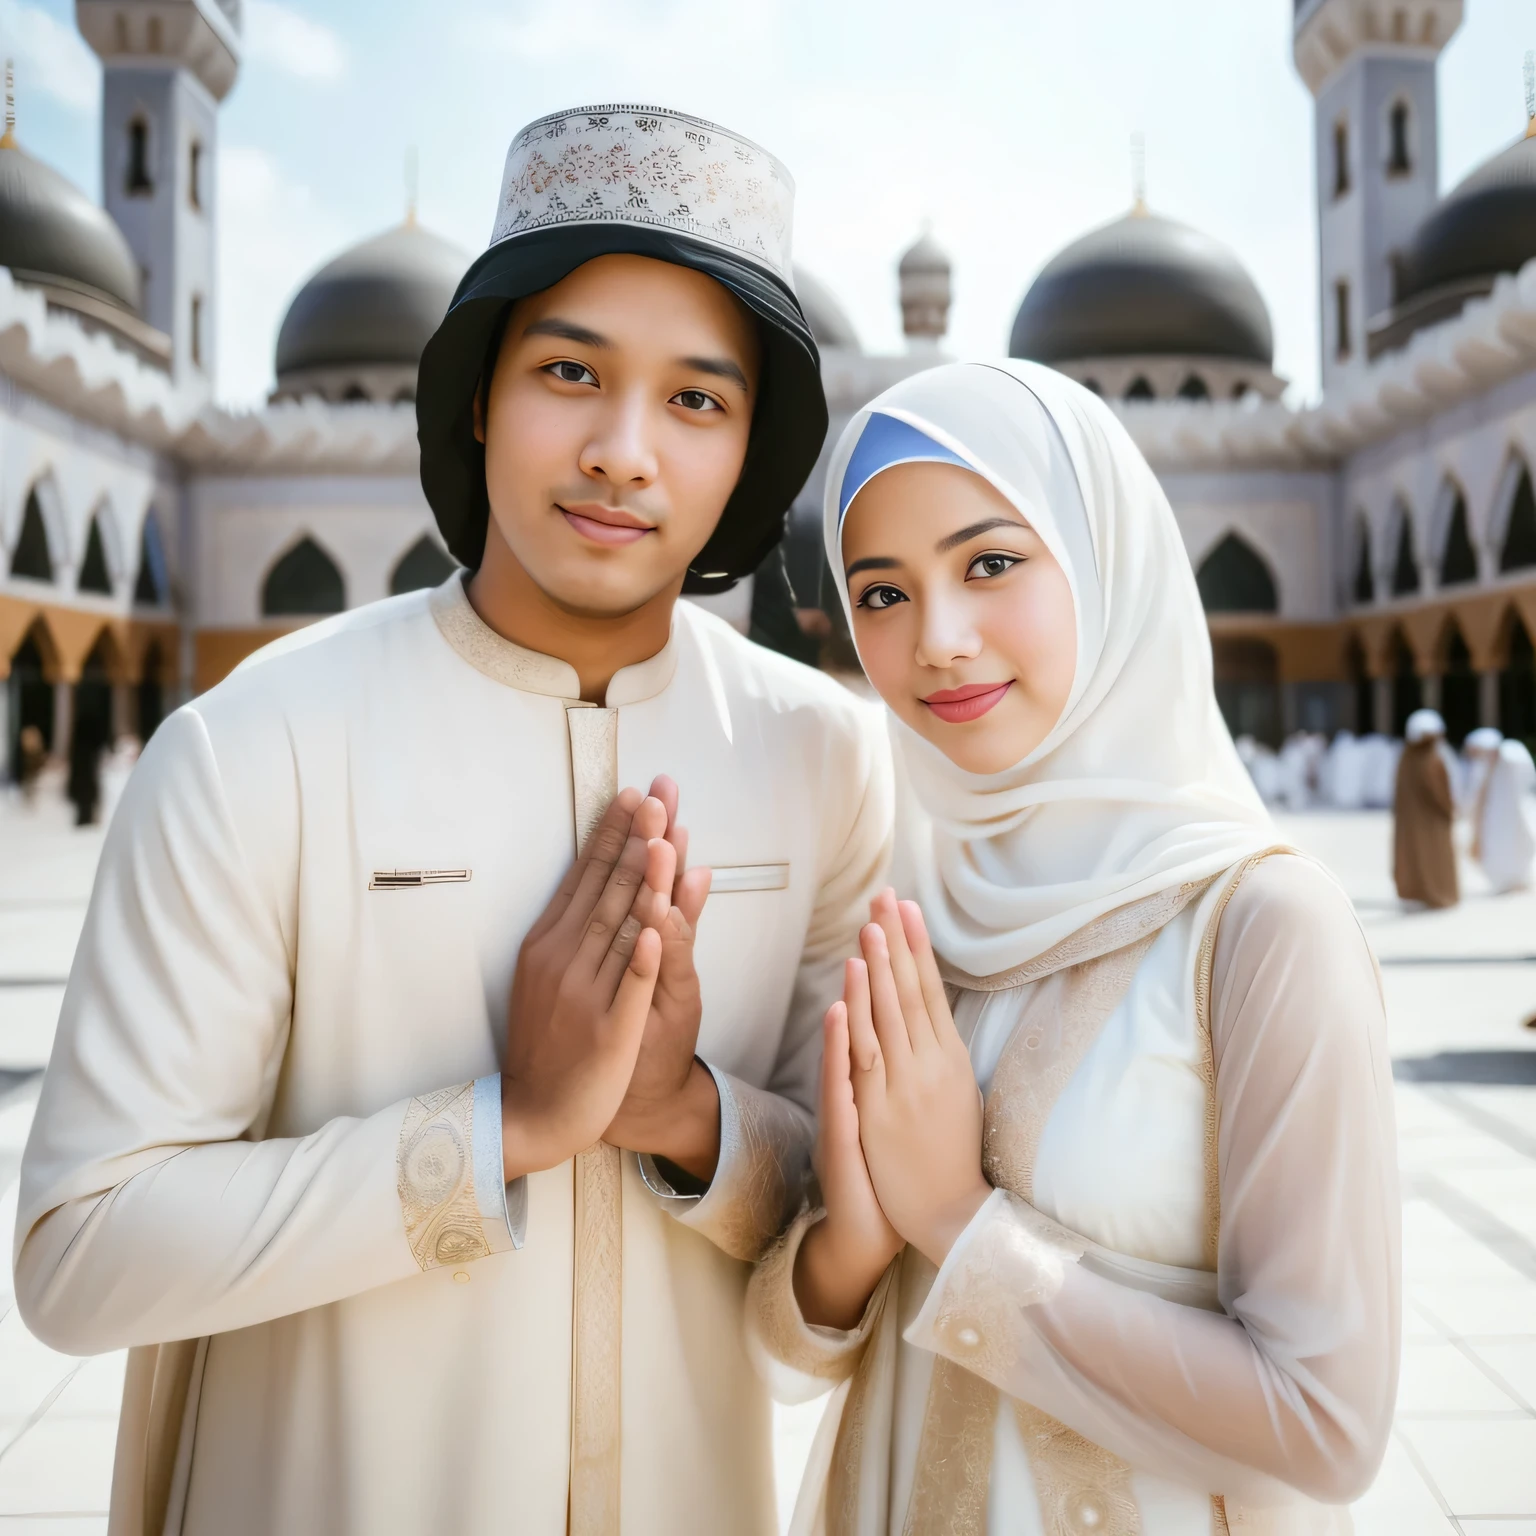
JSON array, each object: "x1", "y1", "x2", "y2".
[
  {"x1": 0, "y1": 140, "x2": 141, "y2": 313},
  {"x1": 1010, "y1": 209, "x2": 1273, "y2": 366},
  {"x1": 275, "y1": 221, "x2": 471, "y2": 378},
  {"x1": 1396, "y1": 129, "x2": 1536, "y2": 305},
  {"x1": 793, "y1": 265, "x2": 860, "y2": 352}
]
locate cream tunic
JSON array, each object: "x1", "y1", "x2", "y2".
[
  {"x1": 749, "y1": 854, "x2": 1400, "y2": 1535},
  {"x1": 15, "y1": 577, "x2": 893, "y2": 1536}
]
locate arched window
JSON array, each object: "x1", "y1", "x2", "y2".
[
  {"x1": 127, "y1": 117, "x2": 153, "y2": 195},
  {"x1": 134, "y1": 512, "x2": 169, "y2": 607},
  {"x1": 1125, "y1": 377, "x2": 1155, "y2": 401},
  {"x1": 1176, "y1": 375, "x2": 1210, "y2": 401},
  {"x1": 1390, "y1": 507, "x2": 1419, "y2": 596},
  {"x1": 1440, "y1": 623, "x2": 1478, "y2": 745},
  {"x1": 1333, "y1": 118, "x2": 1351, "y2": 197},
  {"x1": 1500, "y1": 463, "x2": 1536, "y2": 572},
  {"x1": 261, "y1": 537, "x2": 345, "y2": 617},
  {"x1": 1196, "y1": 533, "x2": 1278, "y2": 614},
  {"x1": 1352, "y1": 517, "x2": 1374, "y2": 604},
  {"x1": 393, "y1": 387, "x2": 416, "y2": 404},
  {"x1": 1438, "y1": 488, "x2": 1477, "y2": 586},
  {"x1": 1391, "y1": 629, "x2": 1421, "y2": 737},
  {"x1": 342, "y1": 384, "x2": 369, "y2": 402},
  {"x1": 78, "y1": 514, "x2": 113, "y2": 595},
  {"x1": 1231, "y1": 381, "x2": 1250, "y2": 401},
  {"x1": 1501, "y1": 616, "x2": 1536, "y2": 740},
  {"x1": 390, "y1": 536, "x2": 456, "y2": 596},
  {"x1": 1387, "y1": 100, "x2": 1411, "y2": 175},
  {"x1": 6, "y1": 629, "x2": 54, "y2": 777},
  {"x1": 10, "y1": 490, "x2": 54, "y2": 582},
  {"x1": 1081, "y1": 378, "x2": 1102, "y2": 397}
]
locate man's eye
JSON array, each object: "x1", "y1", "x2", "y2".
[
  {"x1": 857, "y1": 584, "x2": 908, "y2": 611},
  {"x1": 547, "y1": 361, "x2": 597, "y2": 386},
  {"x1": 967, "y1": 552, "x2": 1021, "y2": 581},
  {"x1": 672, "y1": 389, "x2": 721, "y2": 412}
]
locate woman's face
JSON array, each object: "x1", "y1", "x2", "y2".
[{"x1": 842, "y1": 460, "x2": 1077, "y2": 775}]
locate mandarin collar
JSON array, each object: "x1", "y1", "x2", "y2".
[{"x1": 429, "y1": 573, "x2": 680, "y2": 706}]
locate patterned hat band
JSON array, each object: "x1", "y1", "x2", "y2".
[{"x1": 490, "y1": 104, "x2": 796, "y2": 286}]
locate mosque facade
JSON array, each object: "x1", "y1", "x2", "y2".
[{"x1": 4, "y1": 0, "x2": 1536, "y2": 780}]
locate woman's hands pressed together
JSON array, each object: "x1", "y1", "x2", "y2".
[{"x1": 794, "y1": 890, "x2": 991, "y2": 1329}]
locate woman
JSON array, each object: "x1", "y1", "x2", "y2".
[{"x1": 747, "y1": 362, "x2": 1399, "y2": 1535}]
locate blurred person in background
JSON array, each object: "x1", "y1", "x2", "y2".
[{"x1": 1394, "y1": 708, "x2": 1458, "y2": 908}]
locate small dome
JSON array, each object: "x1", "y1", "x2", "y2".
[
  {"x1": 1010, "y1": 210, "x2": 1273, "y2": 366},
  {"x1": 1396, "y1": 129, "x2": 1536, "y2": 306},
  {"x1": 898, "y1": 229, "x2": 950, "y2": 276},
  {"x1": 0, "y1": 139, "x2": 141, "y2": 313},
  {"x1": 793, "y1": 265, "x2": 860, "y2": 352},
  {"x1": 275, "y1": 221, "x2": 471, "y2": 380}
]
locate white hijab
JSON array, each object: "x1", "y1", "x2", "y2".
[{"x1": 823, "y1": 361, "x2": 1273, "y2": 979}]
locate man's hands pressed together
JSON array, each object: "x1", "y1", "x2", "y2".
[{"x1": 500, "y1": 777, "x2": 720, "y2": 1185}]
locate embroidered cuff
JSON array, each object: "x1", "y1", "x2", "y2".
[
  {"x1": 904, "y1": 1188, "x2": 1084, "y2": 1380},
  {"x1": 472, "y1": 1075, "x2": 527, "y2": 1251},
  {"x1": 635, "y1": 1063, "x2": 812, "y2": 1262},
  {"x1": 745, "y1": 1207, "x2": 891, "y2": 1393}
]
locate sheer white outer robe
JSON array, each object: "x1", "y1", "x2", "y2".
[
  {"x1": 13, "y1": 580, "x2": 893, "y2": 1536},
  {"x1": 747, "y1": 361, "x2": 1399, "y2": 1534},
  {"x1": 1477, "y1": 739, "x2": 1536, "y2": 891}
]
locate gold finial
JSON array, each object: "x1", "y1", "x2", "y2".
[
  {"x1": 1525, "y1": 51, "x2": 1535, "y2": 138},
  {"x1": 1, "y1": 59, "x2": 16, "y2": 150},
  {"x1": 404, "y1": 145, "x2": 418, "y2": 226},
  {"x1": 1130, "y1": 131, "x2": 1148, "y2": 215}
]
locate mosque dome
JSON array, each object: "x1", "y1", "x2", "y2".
[
  {"x1": 793, "y1": 265, "x2": 860, "y2": 353},
  {"x1": 273, "y1": 220, "x2": 471, "y2": 401},
  {"x1": 0, "y1": 137, "x2": 141, "y2": 314},
  {"x1": 1395, "y1": 128, "x2": 1536, "y2": 310},
  {"x1": 898, "y1": 229, "x2": 951, "y2": 345},
  {"x1": 1009, "y1": 209, "x2": 1274, "y2": 368}
]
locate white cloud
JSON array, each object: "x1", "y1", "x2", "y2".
[
  {"x1": 242, "y1": 0, "x2": 346, "y2": 83},
  {"x1": 0, "y1": 0, "x2": 99, "y2": 114},
  {"x1": 216, "y1": 142, "x2": 349, "y2": 408}
]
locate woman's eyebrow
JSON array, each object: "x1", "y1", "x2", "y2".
[
  {"x1": 845, "y1": 556, "x2": 899, "y2": 578},
  {"x1": 935, "y1": 517, "x2": 1023, "y2": 553}
]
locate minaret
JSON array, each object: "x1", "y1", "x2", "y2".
[
  {"x1": 75, "y1": 1, "x2": 242, "y2": 393},
  {"x1": 1293, "y1": 0, "x2": 1462, "y2": 397},
  {"x1": 898, "y1": 225, "x2": 951, "y2": 352}
]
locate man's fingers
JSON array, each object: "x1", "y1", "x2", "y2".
[
  {"x1": 593, "y1": 834, "x2": 675, "y2": 992},
  {"x1": 548, "y1": 788, "x2": 645, "y2": 941},
  {"x1": 860, "y1": 923, "x2": 913, "y2": 1076},
  {"x1": 575, "y1": 801, "x2": 665, "y2": 977},
  {"x1": 605, "y1": 925, "x2": 662, "y2": 1054},
  {"x1": 870, "y1": 889, "x2": 935, "y2": 1052},
  {"x1": 898, "y1": 900, "x2": 960, "y2": 1047}
]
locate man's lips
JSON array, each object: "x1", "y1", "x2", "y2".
[
  {"x1": 920, "y1": 681, "x2": 1013, "y2": 724},
  {"x1": 558, "y1": 503, "x2": 656, "y2": 547}
]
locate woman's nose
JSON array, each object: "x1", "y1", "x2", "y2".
[{"x1": 914, "y1": 593, "x2": 982, "y2": 670}]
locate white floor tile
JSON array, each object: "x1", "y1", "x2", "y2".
[
  {"x1": 1410, "y1": 1279, "x2": 1536, "y2": 1338},
  {"x1": 0, "y1": 1418, "x2": 115, "y2": 1515},
  {"x1": 1402, "y1": 1202, "x2": 1530, "y2": 1284},
  {"x1": 0, "y1": 1520, "x2": 109, "y2": 1534},
  {"x1": 1396, "y1": 1340, "x2": 1527, "y2": 1413},
  {"x1": 1464, "y1": 1337, "x2": 1536, "y2": 1411},
  {"x1": 1349, "y1": 1435, "x2": 1456, "y2": 1536},
  {"x1": 0, "y1": 1315, "x2": 85, "y2": 1424},
  {"x1": 1396, "y1": 1418, "x2": 1536, "y2": 1516}
]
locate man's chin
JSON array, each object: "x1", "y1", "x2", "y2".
[{"x1": 528, "y1": 561, "x2": 679, "y2": 622}]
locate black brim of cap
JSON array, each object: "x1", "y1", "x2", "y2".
[{"x1": 416, "y1": 224, "x2": 829, "y2": 594}]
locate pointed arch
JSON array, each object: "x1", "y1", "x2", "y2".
[
  {"x1": 1351, "y1": 513, "x2": 1374, "y2": 604},
  {"x1": 1438, "y1": 617, "x2": 1478, "y2": 745},
  {"x1": 1176, "y1": 374, "x2": 1210, "y2": 401},
  {"x1": 6, "y1": 620, "x2": 58, "y2": 776},
  {"x1": 1124, "y1": 376, "x2": 1155, "y2": 401},
  {"x1": 9, "y1": 488, "x2": 55, "y2": 582},
  {"x1": 1389, "y1": 500, "x2": 1419, "y2": 596},
  {"x1": 1499, "y1": 456, "x2": 1536, "y2": 573},
  {"x1": 1195, "y1": 532, "x2": 1278, "y2": 614},
  {"x1": 261, "y1": 536, "x2": 345, "y2": 617},
  {"x1": 389, "y1": 535, "x2": 456, "y2": 596},
  {"x1": 1435, "y1": 479, "x2": 1477, "y2": 586},
  {"x1": 78, "y1": 514, "x2": 113, "y2": 595},
  {"x1": 134, "y1": 510, "x2": 170, "y2": 607}
]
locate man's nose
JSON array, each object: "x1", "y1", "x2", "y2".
[{"x1": 580, "y1": 391, "x2": 659, "y2": 487}]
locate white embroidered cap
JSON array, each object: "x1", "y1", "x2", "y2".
[{"x1": 490, "y1": 104, "x2": 796, "y2": 285}]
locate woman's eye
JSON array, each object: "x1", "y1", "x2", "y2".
[
  {"x1": 967, "y1": 552, "x2": 1021, "y2": 581},
  {"x1": 547, "y1": 361, "x2": 597, "y2": 386},
  {"x1": 672, "y1": 389, "x2": 721, "y2": 412},
  {"x1": 857, "y1": 584, "x2": 908, "y2": 611}
]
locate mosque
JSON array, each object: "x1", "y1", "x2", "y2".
[{"x1": 3, "y1": 0, "x2": 1536, "y2": 780}]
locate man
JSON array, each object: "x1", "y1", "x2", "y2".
[
  {"x1": 1393, "y1": 707, "x2": 1458, "y2": 908},
  {"x1": 16, "y1": 107, "x2": 890, "y2": 1536}
]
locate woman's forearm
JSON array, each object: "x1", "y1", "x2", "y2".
[{"x1": 793, "y1": 1215, "x2": 894, "y2": 1331}]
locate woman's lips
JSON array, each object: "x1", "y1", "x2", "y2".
[
  {"x1": 920, "y1": 681, "x2": 1013, "y2": 724},
  {"x1": 559, "y1": 504, "x2": 655, "y2": 547}
]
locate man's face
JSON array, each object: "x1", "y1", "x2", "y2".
[{"x1": 475, "y1": 253, "x2": 761, "y2": 617}]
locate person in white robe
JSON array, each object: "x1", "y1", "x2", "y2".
[
  {"x1": 1323, "y1": 729, "x2": 1366, "y2": 809},
  {"x1": 747, "y1": 362, "x2": 1399, "y2": 1534},
  {"x1": 14, "y1": 106, "x2": 892, "y2": 1536},
  {"x1": 1276, "y1": 732, "x2": 1313, "y2": 810},
  {"x1": 1477, "y1": 738, "x2": 1536, "y2": 892},
  {"x1": 1360, "y1": 733, "x2": 1400, "y2": 808}
]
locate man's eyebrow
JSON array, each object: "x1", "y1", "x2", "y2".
[
  {"x1": 679, "y1": 355, "x2": 750, "y2": 392},
  {"x1": 523, "y1": 318, "x2": 610, "y2": 348},
  {"x1": 845, "y1": 556, "x2": 900, "y2": 578},
  {"x1": 935, "y1": 517, "x2": 1023, "y2": 553}
]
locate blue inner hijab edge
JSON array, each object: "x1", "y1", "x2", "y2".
[{"x1": 837, "y1": 411, "x2": 974, "y2": 525}]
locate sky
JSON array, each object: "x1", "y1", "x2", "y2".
[{"x1": 1, "y1": 0, "x2": 1531, "y2": 411}]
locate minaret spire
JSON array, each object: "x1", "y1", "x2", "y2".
[
  {"x1": 1, "y1": 60, "x2": 16, "y2": 149},
  {"x1": 1130, "y1": 130, "x2": 1147, "y2": 215}
]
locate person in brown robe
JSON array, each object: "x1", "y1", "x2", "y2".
[{"x1": 1394, "y1": 707, "x2": 1459, "y2": 907}]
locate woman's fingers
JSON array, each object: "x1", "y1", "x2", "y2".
[
  {"x1": 898, "y1": 900, "x2": 962, "y2": 1048},
  {"x1": 870, "y1": 889, "x2": 936, "y2": 1052},
  {"x1": 820, "y1": 1003, "x2": 858, "y2": 1142},
  {"x1": 860, "y1": 922, "x2": 913, "y2": 1076},
  {"x1": 844, "y1": 957, "x2": 885, "y2": 1100}
]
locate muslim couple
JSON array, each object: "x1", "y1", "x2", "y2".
[{"x1": 16, "y1": 105, "x2": 1397, "y2": 1536}]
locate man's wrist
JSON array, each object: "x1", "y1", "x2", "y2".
[{"x1": 625, "y1": 1060, "x2": 721, "y2": 1182}]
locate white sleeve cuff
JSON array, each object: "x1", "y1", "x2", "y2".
[{"x1": 472, "y1": 1074, "x2": 526, "y2": 1251}]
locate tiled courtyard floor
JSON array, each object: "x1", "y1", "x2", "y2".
[{"x1": 3, "y1": 792, "x2": 1536, "y2": 1532}]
